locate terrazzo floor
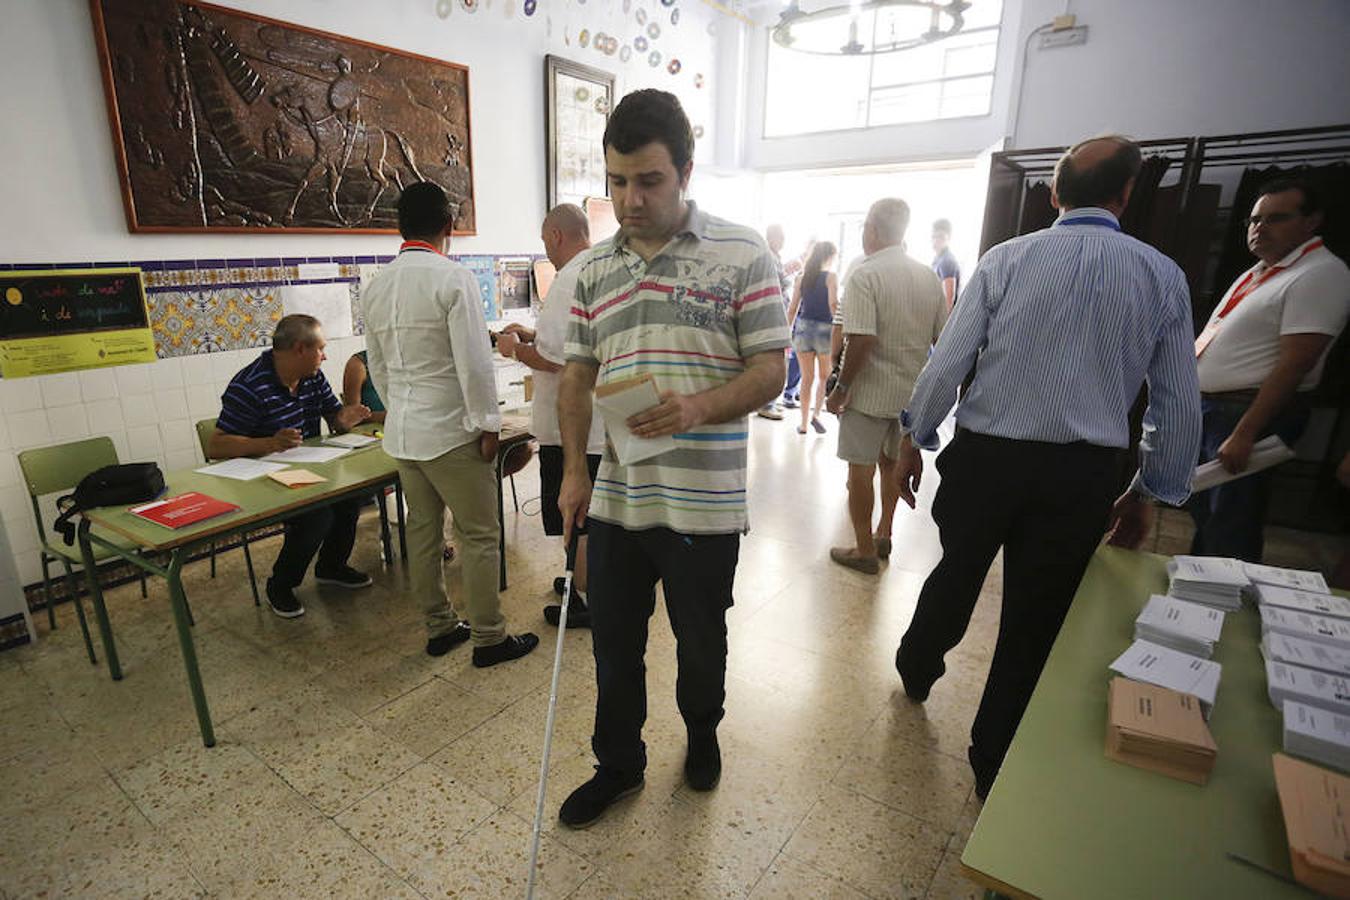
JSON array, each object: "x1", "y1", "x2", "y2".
[{"x1": 1, "y1": 417, "x2": 1342, "y2": 898}]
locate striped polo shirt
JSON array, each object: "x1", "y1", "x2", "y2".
[
  {"x1": 216, "y1": 349, "x2": 341, "y2": 440},
  {"x1": 565, "y1": 201, "x2": 790, "y2": 535}
]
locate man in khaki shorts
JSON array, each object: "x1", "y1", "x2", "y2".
[{"x1": 825, "y1": 198, "x2": 947, "y2": 574}]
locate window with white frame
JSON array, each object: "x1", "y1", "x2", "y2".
[{"x1": 763, "y1": 0, "x2": 1004, "y2": 137}]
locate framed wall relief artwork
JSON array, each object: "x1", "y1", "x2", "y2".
[
  {"x1": 544, "y1": 55, "x2": 614, "y2": 210},
  {"x1": 88, "y1": 0, "x2": 475, "y2": 234}
]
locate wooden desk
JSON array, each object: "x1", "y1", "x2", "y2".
[
  {"x1": 77, "y1": 439, "x2": 403, "y2": 747},
  {"x1": 960, "y1": 546, "x2": 1313, "y2": 899}
]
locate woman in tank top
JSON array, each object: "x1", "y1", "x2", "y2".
[{"x1": 785, "y1": 241, "x2": 839, "y2": 435}]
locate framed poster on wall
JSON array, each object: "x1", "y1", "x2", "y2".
[
  {"x1": 545, "y1": 55, "x2": 615, "y2": 211},
  {"x1": 89, "y1": 0, "x2": 476, "y2": 234}
]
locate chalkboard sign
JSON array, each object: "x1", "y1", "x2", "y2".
[{"x1": 0, "y1": 269, "x2": 149, "y2": 341}]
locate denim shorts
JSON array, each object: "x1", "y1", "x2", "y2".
[{"x1": 792, "y1": 318, "x2": 832, "y2": 356}]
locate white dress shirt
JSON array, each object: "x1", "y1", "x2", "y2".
[
  {"x1": 531, "y1": 251, "x2": 606, "y2": 452},
  {"x1": 361, "y1": 248, "x2": 501, "y2": 461}
]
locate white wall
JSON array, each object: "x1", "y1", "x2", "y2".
[{"x1": 0, "y1": 0, "x2": 721, "y2": 262}]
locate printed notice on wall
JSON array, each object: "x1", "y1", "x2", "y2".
[
  {"x1": 280, "y1": 283, "x2": 353, "y2": 339},
  {"x1": 0, "y1": 268, "x2": 157, "y2": 378}
]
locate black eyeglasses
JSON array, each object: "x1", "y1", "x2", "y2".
[{"x1": 1246, "y1": 212, "x2": 1300, "y2": 227}]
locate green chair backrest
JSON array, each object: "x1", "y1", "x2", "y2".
[
  {"x1": 17, "y1": 437, "x2": 120, "y2": 499},
  {"x1": 195, "y1": 418, "x2": 217, "y2": 462}
]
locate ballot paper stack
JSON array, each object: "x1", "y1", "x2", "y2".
[
  {"x1": 1134, "y1": 595, "x2": 1225, "y2": 658},
  {"x1": 1105, "y1": 677, "x2": 1217, "y2": 784},
  {"x1": 1255, "y1": 583, "x2": 1350, "y2": 620},
  {"x1": 1244, "y1": 563, "x2": 1331, "y2": 595},
  {"x1": 1267, "y1": 659, "x2": 1350, "y2": 716},
  {"x1": 1109, "y1": 639, "x2": 1222, "y2": 717},
  {"x1": 1284, "y1": 700, "x2": 1350, "y2": 774},
  {"x1": 1261, "y1": 606, "x2": 1350, "y2": 651},
  {"x1": 1273, "y1": 752, "x2": 1350, "y2": 898},
  {"x1": 1165, "y1": 556, "x2": 1249, "y2": 611},
  {"x1": 1263, "y1": 633, "x2": 1350, "y2": 678}
]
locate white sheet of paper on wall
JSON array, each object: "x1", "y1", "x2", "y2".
[{"x1": 281, "y1": 282, "x2": 353, "y2": 339}]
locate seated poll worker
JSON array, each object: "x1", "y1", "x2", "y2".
[{"x1": 208, "y1": 313, "x2": 373, "y2": 619}]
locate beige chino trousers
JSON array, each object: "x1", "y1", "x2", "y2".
[{"x1": 396, "y1": 441, "x2": 503, "y2": 647}]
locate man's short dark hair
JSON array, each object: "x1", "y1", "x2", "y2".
[
  {"x1": 1256, "y1": 177, "x2": 1323, "y2": 218},
  {"x1": 398, "y1": 182, "x2": 453, "y2": 239},
  {"x1": 603, "y1": 89, "x2": 694, "y2": 172},
  {"x1": 933, "y1": 218, "x2": 952, "y2": 235},
  {"x1": 273, "y1": 313, "x2": 321, "y2": 350},
  {"x1": 1053, "y1": 136, "x2": 1143, "y2": 209}
]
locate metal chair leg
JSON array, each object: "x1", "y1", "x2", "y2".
[
  {"x1": 242, "y1": 538, "x2": 260, "y2": 606},
  {"x1": 40, "y1": 554, "x2": 57, "y2": 630},
  {"x1": 60, "y1": 560, "x2": 97, "y2": 666},
  {"x1": 139, "y1": 564, "x2": 147, "y2": 599},
  {"x1": 209, "y1": 541, "x2": 217, "y2": 578},
  {"x1": 510, "y1": 473, "x2": 519, "y2": 512}
]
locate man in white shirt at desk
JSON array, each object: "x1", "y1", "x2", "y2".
[
  {"x1": 496, "y1": 203, "x2": 605, "y2": 628},
  {"x1": 362, "y1": 182, "x2": 538, "y2": 666}
]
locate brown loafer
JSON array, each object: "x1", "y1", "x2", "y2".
[
  {"x1": 830, "y1": 547, "x2": 880, "y2": 574},
  {"x1": 875, "y1": 536, "x2": 892, "y2": 560}
]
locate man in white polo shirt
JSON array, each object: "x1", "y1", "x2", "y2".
[
  {"x1": 555, "y1": 89, "x2": 788, "y2": 828},
  {"x1": 825, "y1": 198, "x2": 948, "y2": 574},
  {"x1": 1191, "y1": 178, "x2": 1350, "y2": 561}
]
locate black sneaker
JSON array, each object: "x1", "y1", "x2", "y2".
[
  {"x1": 426, "y1": 623, "x2": 472, "y2": 657},
  {"x1": 544, "y1": 592, "x2": 591, "y2": 629},
  {"x1": 685, "y1": 730, "x2": 721, "y2": 791},
  {"x1": 265, "y1": 579, "x2": 305, "y2": 619},
  {"x1": 472, "y1": 633, "x2": 540, "y2": 668},
  {"x1": 969, "y1": 745, "x2": 996, "y2": 801},
  {"x1": 558, "y1": 767, "x2": 644, "y2": 829},
  {"x1": 314, "y1": 565, "x2": 373, "y2": 589},
  {"x1": 553, "y1": 576, "x2": 567, "y2": 596},
  {"x1": 895, "y1": 647, "x2": 944, "y2": 703}
]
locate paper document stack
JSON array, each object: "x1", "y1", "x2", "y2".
[
  {"x1": 1267, "y1": 659, "x2": 1350, "y2": 716},
  {"x1": 1166, "y1": 556, "x2": 1249, "y2": 610},
  {"x1": 1244, "y1": 562, "x2": 1331, "y2": 595},
  {"x1": 1256, "y1": 583, "x2": 1350, "y2": 620},
  {"x1": 593, "y1": 374, "x2": 677, "y2": 465},
  {"x1": 1261, "y1": 606, "x2": 1350, "y2": 651},
  {"x1": 1109, "y1": 639, "x2": 1222, "y2": 717},
  {"x1": 1284, "y1": 700, "x2": 1350, "y2": 773},
  {"x1": 1273, "y1": 752, "x2": 1350, "y2": 898},
  {"x1": 1104, "y1": 677, "x2": 1217, "y2": 784},
  {"x1": 1263, "y1": 633, "x2": 1350, "y2": 677},
  {"x1": 1134, "y1": 595, "x2": 1225, "y2": 658},
  {"x1": 1191, "y1": 435, "x2": 1294, "y2": 492}
]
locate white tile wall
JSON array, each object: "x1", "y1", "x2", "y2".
[
  {"x1": 0, "y1": 377, "x2": 44, "y2": 413},
  {"x1": 38, "y1": 372, "x2": 82, "y2": 408},
  {"x1": 154, "y1": 388, "x2": 189, "y2": 421},
  {"x1": 79, "y1": 368, "x2": 120, "y2": 402},
  {"x1": 186, "y1": 385, "x2": 220, "y2": 420},
  {"x1": 114, "y1": 362, "x2": 153, "y2": 396},
  {"x1": 86, "y1": 399, "x2": 126, "y2": 435},
  {"x1": 9, "y1": 409, "x2": 52, "y2": 450},
  {"x1": 155, "y1": 357, "x2": 184, "y2": 388},
  {"x1": 179, "y1": 354, "x2": 214, "y2": 387},
  {"x1": 160, "y1": 419, "x2": 196, "y2": 453},
  {"x1": 165, "y1": 448, "x2": 200, "y2": 472},
  {"x1": 125, "y1": 424, "x2": 164, "y2": 462},
  {"x1": 121, "y1": 394, "x2": 160, "y2": 428},
  {"x1": 0, "y1": 410, "x2": 10, "y2": 451},
  {"x1": 0, "y1": 451, "x2": 19, "y2": 489},
  {"x1": 46, "y1": 404, "x2": 90, "y2": 444}
]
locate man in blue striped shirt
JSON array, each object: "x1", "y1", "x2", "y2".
[
  {"x1": 208, "y1": 314, "x2": 372, "y2": 618},
  {"x1": 891, "y1": 136, "x2": 1202, "y2": 800}
]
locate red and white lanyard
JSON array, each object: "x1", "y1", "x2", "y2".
[
  {"x1": 1195, "y1": 238, "x2": 1323, "y2": 357},
  {"x1": 399, "y1": 239, "x2": 444, "y2": 255}
]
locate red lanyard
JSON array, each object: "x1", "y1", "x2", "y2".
[
  {"x1": 399, "y1": 239, "x2": 443, "y2": 255},
  {"x1": 1214, "y1": 238, "x2": 1323, "y2": 320}
]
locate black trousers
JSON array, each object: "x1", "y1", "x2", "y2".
[
  {"x1": 897, "y1": 430, "x2": 1122, "y2": 783},
  {"x1": 271, "y1": 497, "x2": 362, "y2": 588},
  {"x1": 587, "y1": 520, "x2": 740, "y2": 777}
]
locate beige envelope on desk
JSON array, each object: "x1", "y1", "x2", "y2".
[{"x1": 267, "y1": 469, "x2": 327, "y2": 488}]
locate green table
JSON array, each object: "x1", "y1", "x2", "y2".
[
  {"x1": 77, "y1": 439, "x2": 404, "y2": 748},
  {"x1": 961, "y1": 546, "x2": 1311, "y2": 899}
]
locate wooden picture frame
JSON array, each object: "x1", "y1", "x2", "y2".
[
  {"x1": 88, "y1": 0, "x2": 476, "y2": 234},
  {"x1": 544, "y1": 55, "x2": 615, "y2": 211}
]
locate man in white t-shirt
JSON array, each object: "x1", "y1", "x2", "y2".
[
  {"x1": 1191, "y1": 178, "x2": 1350, "y2": 561},
  {"x1": 497, "y1": 204, "x2": 605, "y2": 627}
]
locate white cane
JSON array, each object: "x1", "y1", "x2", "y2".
[{"x1": 525, "y1": 531, "x2": 580, "y2": 899}]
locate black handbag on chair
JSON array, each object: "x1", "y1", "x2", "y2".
[{"x1": 53, "y1": 463, "x2": 166, "y2": 545}]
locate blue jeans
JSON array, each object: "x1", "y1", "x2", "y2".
[
  {"x1": 783, "y1": 347, "x2": 801, "y2": 402},
  {"x1": 1186, "y1": 396, "x2": 1309, "y2": 562}
]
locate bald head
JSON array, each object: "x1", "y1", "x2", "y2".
[
  {"x1": 541, "y1": 203, "x2": 591, "y2": 269},
  {"x1": 1052, "y1": 135, "x2": 1142, "y2": 213}
]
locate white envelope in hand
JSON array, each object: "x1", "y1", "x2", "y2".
[{"x1": 594, "y1": 374, "x2": 677, "y2": 466}]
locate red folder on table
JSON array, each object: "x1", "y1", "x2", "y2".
[{"x1": 130, "y1": 492, "x2": 239, "y2": 529}]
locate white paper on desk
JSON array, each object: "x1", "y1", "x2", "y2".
[
  {"x1": 323, "y1": 433, "x2": 379, "y2": 449},
  {"x1": 1109, "y1": 639, "x2": 1221, "y2": 714},
  {"x1": 1258, "y1": 584, "x2": 1350, "y2": 620},
  {"x1": 1136, "y1": 594, "x2": 1225, "y2": 642},
  {"x1": 1191, "y1": 436, "x2": 1295, "y2": 493},
  {"x1": 280, "y1": 283, "x2": 353, "y2": 338},
  {"x1": 593, "y1": 375, "x2": 677, "y2": 465},
  {"x1": 1262, "y1": 606, "x2": 1350, "y2": 650},
  {"x1": 195, "y1": 458, "x2": 290, "y2": 480},
  {"x1": 1264, "y1": 633, "x2": 1350, "y2": 677},
  {"x1": 1285, "y1": 699, "x2": 1350, "y2": 750},
  {"x1": 1245, "y1": 563, "x2": 1330, "y2": 595},
  {"x1": 260, "y1": 446, "x2": 351, "y2": 464}
]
